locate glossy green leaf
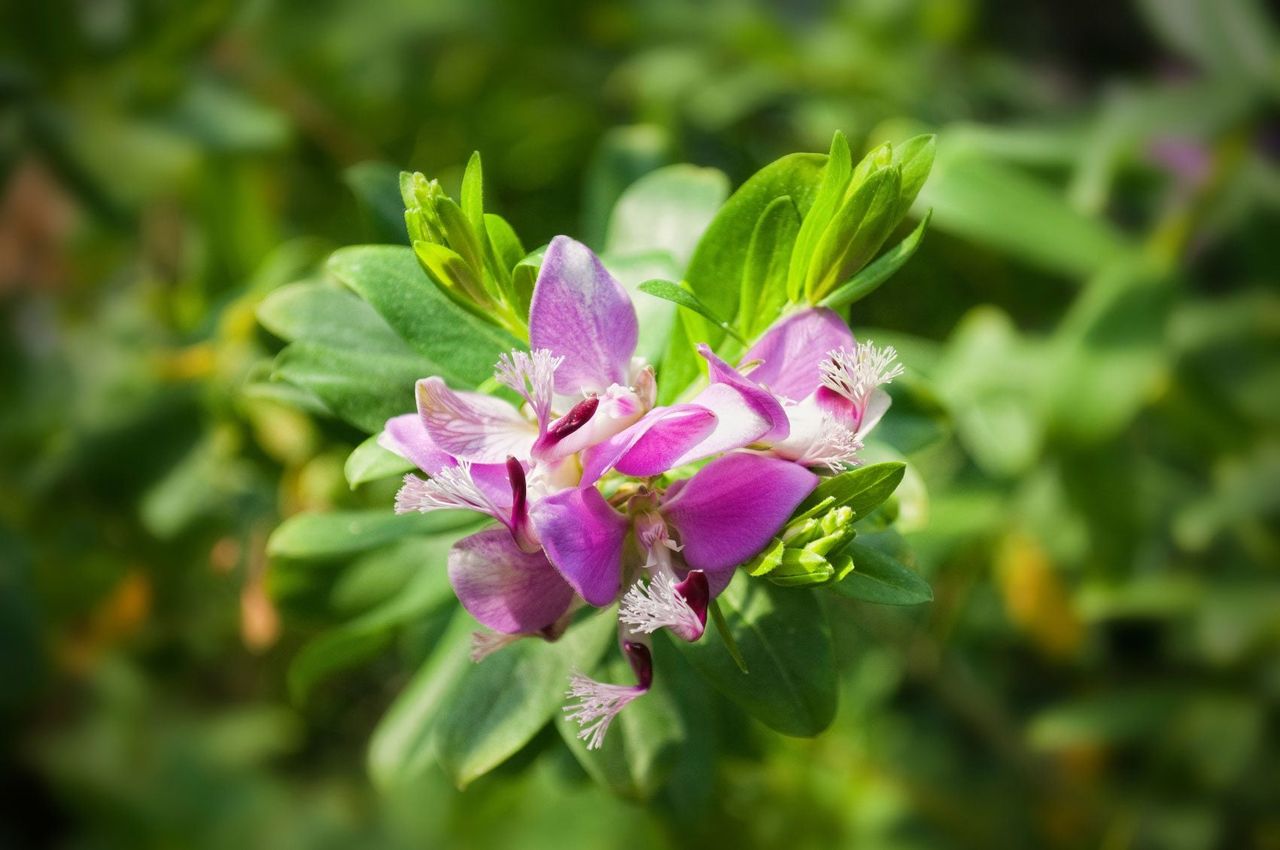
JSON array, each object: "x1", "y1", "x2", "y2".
[
  {"x1": 819, "y1": 210, "x2": 931, "y2": 310},
  {"x1": 271, "y1": 342, "x2": 431, "y2": 433},
  {"x1": 328, "y1": 245, "x2": 521, "y2": 389},
  {"x1": 892, "y1": 134, "x2": 937, "y2": 216},
  {"x1": 684, "y1": 152, "x2": 825, "y2": 343},
  {"x1": 807, "y1": 165, "x2": 902, "y2": 301},
  {"x1": 460, "y1": 151, "x2": 485, "y2": 236},
  {"x1": 433, "y1": 609, "x2": 616, "y2": 788},
  {"x1": 829, "y1": 541, "x2": 932, "y2": 605},
  {"x1": 344, "y1": 432, "x2": 414, "y2": 489},
  {"x1": 740, "y1": 195, "x2": 801, "y2": 339},
  {"x1": 787, "y1": 132, "x2": 852, "y2": 302},
  {"x1": 798, "y1": 461, "x2": 906, "y2": 520},
  {"x1": 267, "y1": 508, "x2": 477, "y2": 560},
  {"x1": 637, "y1": 279, "x2": 744, "y2": 344},
  {"x1": 368, "y1": 608, "x2": 476, "y2": 789},
  {"x1": 674, "y1": 576, "x2": 836, "y2": 737},
  {"x1": 257, "y1": 281, "x2": 407, "y2": 354}
]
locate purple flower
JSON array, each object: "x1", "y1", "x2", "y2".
[{"x1": 380, "y1": 239, "x2": 891, "y2": 749}]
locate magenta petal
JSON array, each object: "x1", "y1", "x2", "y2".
[
  {"x1": 580, "y1": 404, "x2": 718, "y2": 483},
  {"x1": 379, "y1": 413, "x2": 455, "y2": 475},
  {"x1": 741, "y1": 308, "x2": 855, "y2": 402},
  {"x1": 416, "y1": 377, "x2": 536, "y2": 463},
  {"x1": 529, "y1": 236, "x2": 639, "y2": 395},
  {"x1": 447, "y1": 529, "x2": 575, "y2": 634},
  {"x1": 532, "y1": 486, "x2": 629, "y2": 606},
  {"x1": 662, "y1": 453, "x2": 818, "y2": 572},
  {"x1": 665, "y1": 346, "x2": 789, "y2": 464}
]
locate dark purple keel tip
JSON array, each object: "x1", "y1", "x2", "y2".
[
  {"x1": 675, "y1": 570, "x2": 710, "y2": 633},
  {"x1": 546, "y1": 396, "x2": 599, "y2": 442},
  {"x1": 621, "y1": 640, "x2": 654, "y2": 691}
]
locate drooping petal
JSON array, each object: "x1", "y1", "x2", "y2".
[
  {"x1": 447, "y1": 529, "x2": 575, "y2": 634},
  {"x1": 579, "y1": 404, "x2": 718, "y2": 484},
  {"x1": 379, "y1": 413, "x2": 455, "y2": 475},
  {"x1": 416, "y1": 377, "x2": 537, "y2": 463},
  {"x1": 662, "y1": 452, "x2": 818, "y2": 573},
  {"x1": 529, "y1": 236, "x2": 639, "y2": 395},
  {"x1": 532, "y1": 486, "x2": 630, "y2": 606},
  {"x1": 740, "y1": 308, "x2": 855, "y2": 402}
]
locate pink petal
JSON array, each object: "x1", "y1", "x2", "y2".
[
  {"x1": 379, "y1": 413, "x2": 455, "y2": 475},
  {"x1": 416, "y1": 377, "x2": 537, "y2": 463},
  {"x1": 661, "y1": 453, "x2": 818, "y2": 573},
  {"x1": 447, "y1": 529, "x2": 575, "y2": 634},
  {"x1": 741, "y1": 308, "x2": 855, "y2": 402},
  {"x1": 529, "y1": 236, "x2": 639, "y2": 395},
  {"x1": 663, "y1": 346, "x2": 789, "y2": 465},
  {"x1": 532, "y1": 486, "x2": 629, "y2": 606},
  {"x1": 579, "y1": 404, "x2": 718, "y2": 484}
]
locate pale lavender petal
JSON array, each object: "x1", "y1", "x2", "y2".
[
  {"x1": 662, "y1": 452, "x2": 818, "y2": 572},
  {"x1": 416, "y1": 377, "x2": 537, "y2": 463},
  {"x1": 379, "y1": 413, "x2": 454, "y2": 475},
  {"x1": 579, "y1": 404, "x2": 717, "y2": 484},
  {"x1": 532, "y1": 486, "x2": 629, "y2": 606},
  {"x1": 447, "y1": 529, "x2": 575, "y2": 634},
  {"x1": 741, "y1": 308, "x2": 855, "y2": 402},
  {"x1": 529, "y1": 236, "x2": 639, "y2": 395}
]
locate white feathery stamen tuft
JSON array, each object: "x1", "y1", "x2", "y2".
[
  {"x1": 469, "y1": 630, "x2": 522, "y2": 662},
  {"x1": 819, "y1": 341, "x2": 904, "y2": 406},
  {"x1": 394, "y1": 462, "x2": 494, "y2": 516},
  {"x1": 495, "y1": 349, "x2": 562, "y2": 426},
  {"x1": 619, "y1": 574, "x2": 703, "y2": 636},
  {"x1": 799, "y1": 416, "x2": 864, "y2": 472},
  {"x1": 563, "y1": 674, "x2": 644, "y2": 750}
]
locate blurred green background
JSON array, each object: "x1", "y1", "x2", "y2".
[{"x1": 2, "y1": 0, "x2": 1278, "y2": 847}]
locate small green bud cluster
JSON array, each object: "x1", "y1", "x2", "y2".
[
  {"x1": 746, "y1": 498, "x2": 858, "y2": 587},
  {"x1": 402, "y1": 153, "x2": 534, "y2": 339}
]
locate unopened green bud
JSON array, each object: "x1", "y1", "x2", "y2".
[{"x1": 401, "y1": 172, "x2": 449, "y2": 246}]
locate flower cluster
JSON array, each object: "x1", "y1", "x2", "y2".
[{"x1": 381, "y1": 235, "x2": 902, "y2": 749}]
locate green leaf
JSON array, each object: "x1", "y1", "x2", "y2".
[
  {"x1": 829, "y1": 541, "x2": 932, "y2": 605},
  {"x1": 328, "y1": 245, "x2": 521, "y2": 389},
  {"x1": 267, "y1": 509, "x2": 477, "y2": 560},
  {"x1": 288, "y1": 563, "x2": 454, "y2": 701},
  {"x1": 674, "y1": 576, "x2": 836, "y2": 736},
  {"x1": 683, "y1": 152, "x2": 825, "y2": 348},
  {"x1": 798, "y1": 461, "x2": 906, "y2": 519},
  {"x1": 460, "y1": 151, "x2": 485, "y2": 236},
  {"x1": 1047, "y1": 262, "x2": 1172, "y2": 443},
  {"x1": 892, "y1": 134, "x2": 937, "y2": 216},
  {"x1": 368, "y1": 608, "x2": 475, "y2": 789},
  {"x1": 818, "y1": 210, "x2": 931, "y2": 310},
  {"x1": 806, "y1": 165, "x2": 902, "y2": 301},
  {"x1": 740, "y1": 195, "x2": 801, "y2": 339},
  {"x1": 787, "y1": 132, "x2": 854, "y2": 303},
  {"x1": 920, "y1": 144, "x2": 1133, "y2": 279},
  {"x1": 554, "y1": 646, "x2": 685, "y2": 800},
  {"x1": 344, "y1": 433, "x2": 415, "y2": 489},
  {"x1": 433, "y1": 609, "x2": 616, "y2": 788},
  {"x1": 638, "y1": 280, "x2": 744, "y2": 344},
  {"x1": 605, "y1": 164, "x2": 729, "y2": 274},
  {"x1": 257, "y1": 281, "x2": 407, "y2": 353},
  {"x1": 271, "y1": 342, "x2": 431, "y2": 433}
]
